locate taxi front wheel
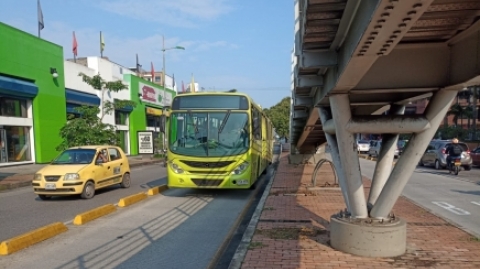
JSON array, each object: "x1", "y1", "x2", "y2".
[{"x1": 81, "y1": 181, "x2": 95, "y2": 199}]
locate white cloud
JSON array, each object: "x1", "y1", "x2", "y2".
[
  {"x1": 2, "y1": 18, "x2": 236, "y2": 71},
  {"x1": 96, "y1": 0, "x2": 234, "y2": 28}
]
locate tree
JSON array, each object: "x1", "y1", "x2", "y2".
[
  {"x1": 56, "y1": 73, "x2": 136, "y2": 151},
  {"x1": 264, "y1": 97, "x2": 290, "y2": 138}
]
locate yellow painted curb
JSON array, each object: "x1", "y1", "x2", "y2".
[
  {"x1": 147, "y1": 184, "x2": 169, "y2": 196},
  {"x1": 118, "y1": 192, "x2": 148, "y2": 207},
  {"x1": 73, "y1": 204, "x2": 117, "y2": 225},
  {"x1": 0, "y1": 222, "x2": 67, "y2": 255}
]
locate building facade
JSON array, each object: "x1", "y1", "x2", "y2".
[
  {"x1": 0, "y1": 22, "x2": 177, "y2": 166},
  {"x1": 0, "y1": 22, "x2": 66, "y2": 165}
]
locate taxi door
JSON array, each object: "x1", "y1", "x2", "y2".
[
  {"x1": 107, "y1": 147, "x2": 124, "y2": 184},
  {"x1": 95, "y1": 148, "x2": 112, "y2": 188}
]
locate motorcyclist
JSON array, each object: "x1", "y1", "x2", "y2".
[{"x1": 445, "y1": 138, "x2": 463, "y2": 169}]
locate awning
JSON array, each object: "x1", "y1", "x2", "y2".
[
  {"x1": 65, "y1": 89, "x2": 101, "y2": 106},
  {"x1": 114, "y1": 99, "x2": 134, "y2": 112},
  {"x1": 146, "y1": 107, "x2": 162, "y2": 116},
  {"x1": 0, "y1": 75, "x2": 38, "y2": 98}
]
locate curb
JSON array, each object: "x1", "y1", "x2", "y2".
[
  {"x1": 118, "y1": 192, "x2": 148, "y2": 207},
  {"x1": 73, "y1": 204, "x2": 117, "y2": 225},
  {"x1": 227, "y1": 161, "x2": 279, "y2": 269},
  {"x1": 147, "y1": 184, "x2": 169, "y2": 196},
  {"x1": 0, "y1": 184, "x2": 170, "y2": 255},
  {"x1": 0, "y1": 222, "x2": 68, "y2": 256}
]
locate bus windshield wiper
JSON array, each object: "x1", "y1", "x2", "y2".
[{"x1": 218, "y1": 110, "x2": 231, "y2": 134}]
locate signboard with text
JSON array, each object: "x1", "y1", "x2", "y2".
[
  {"x1": 137, "y1": 131, "x2": 154, "y2": 154},
  {"x1": 139, "y1": 82, "x2": 173, "y2": 107}
]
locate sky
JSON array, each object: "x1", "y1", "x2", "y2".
[{"x1": 0, "y1": 0, "x2": 294, "y2": 109}]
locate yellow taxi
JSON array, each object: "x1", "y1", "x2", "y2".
[{"x1": 32, "y1": 145, "x2": 131, "y2": 200}]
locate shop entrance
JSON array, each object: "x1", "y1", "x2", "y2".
[{"x1": 0, "y1": 129, "x2": 7, "y2": 163}]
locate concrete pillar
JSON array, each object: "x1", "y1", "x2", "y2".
[
  {"x1": 318, "y1": 107, "x2": 351, "y2": 211},
  {"x1": 370, "y1": 89, "x2": 458, "y2": 218},
  {"x1": 330, "y1": 94, "x2": 368, "y2": 218},
  {"x1": 367, "y1": 105, "x2": 405, "y2": 208}
]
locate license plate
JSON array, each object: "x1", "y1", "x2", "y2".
[
  {"x1": 45, "y1": 183, "x2": 56, "y2": 190},
  {"x1": 237, "y1": 180, "x2": 249, "y2": 185},
  {"x1": 454, "y1": 162, "x2": 461, "y2": 166}
]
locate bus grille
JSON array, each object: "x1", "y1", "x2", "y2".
[
  {"x1": 191, "y1": 179, "x2": 224, "y2": 187},
  {"x1": 190, "y1": 171, "x2": 227, "y2": 175},
  {"x1": 181, "y1": 160, "x2": 233, "y2": 168}
]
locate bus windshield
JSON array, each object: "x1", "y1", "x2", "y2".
[{"x1": 169, "y1": 112, "x2": 250, "y2": 157}]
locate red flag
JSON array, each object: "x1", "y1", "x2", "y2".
[
  {"x1": 151, "y1": 62, "x2": 155, "y2": 82},
  {"x1": 182, "y1": 81, "x2": 185, "y2": 92},
  {"x1": 72, "y1": 31, "x2": 78, "y2": 57}
]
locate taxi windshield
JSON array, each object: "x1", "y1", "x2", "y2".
[{"x1": 51, "y1": 149, "x2": 97, "y2": 164}]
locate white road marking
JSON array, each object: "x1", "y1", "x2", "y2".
[
  {"x1": 432, "y1": 201, "x2": 470, "y2": 215},
  {"x1": 471, "y1": 201, "x2": 480, "y2": 207}
]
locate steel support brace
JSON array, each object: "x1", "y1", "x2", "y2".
[
  {"x1": 330, "y1": 95, "x2": 368, "y2": 218},
  {"x1": 367, "y1": 105, "x2": 405, "y2": 208},
  {"x1": 318, "y1": 107, "x2": 351, "y2": 211},
  {"x1": 370, "y1": 90, "x2": 458, "y2": 218}
]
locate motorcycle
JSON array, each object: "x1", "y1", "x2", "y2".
[{"x1": 448, "y1": 157, "x2": 462, "y2": 175}]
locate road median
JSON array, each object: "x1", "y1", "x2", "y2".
[
  {"x1": 0, "y1": 222, "x2": 68, "y2": 255},
  {"x1": 73, "y1": 204, "x2": 117, "y2": 225},
  {"x1": 118, "y1": 192, "x2": 148, "y2": 207},
  {"x1": 147, "y1": 184, "x2": 169, "y2": 196}
]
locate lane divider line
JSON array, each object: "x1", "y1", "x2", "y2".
[
  {"x1": 0, "y1": 222, "x2": 68, "y2": 256},
  {"x1": 73, "y1": 204, "x2": 117, "y2": 225}
]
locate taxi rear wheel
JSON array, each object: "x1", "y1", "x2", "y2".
[
  {"x1": 120, "y1": 173, "x2": 131, "y2": 188},
  {"x1": 81, "y1": 181, "x2": 95, "y2": 199}
]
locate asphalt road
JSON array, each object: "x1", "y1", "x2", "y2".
[
  {"x1": 0, "y1": 164, "x2": 167, "y2": 242},
  {"x1": 360, "y1": 158, "x2": 480, "y2": 238},
  {"x1": 0, "y1": 164, "x2": 275, "y2": 269}
]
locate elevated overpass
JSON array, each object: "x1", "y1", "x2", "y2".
[{"x1": 291, "y1": 0, "x2": 480, "y2": 257}]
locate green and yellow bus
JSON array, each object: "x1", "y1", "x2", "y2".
[{"x1": 163, "y1": 91, "x2": 274, "y2": 189}]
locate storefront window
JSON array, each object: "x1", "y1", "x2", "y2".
[
  {"x1": 0, "y1": 126, "x2": 31, "y2": 163},
  {"x1": 115, "y1": 111, "x2": 128, "y2": 125},
  {"x1": 0, "y1": 97, "x2": 27, "y2": 118}
]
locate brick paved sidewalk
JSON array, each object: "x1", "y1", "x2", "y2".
[
  {"x1": 0, "y1": 156, "x2": 164, "y2": 191},
  {"x1": 241, "y1": 153, "x2": 480, "y2": 269}
]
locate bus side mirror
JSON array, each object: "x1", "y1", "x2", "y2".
[{"x1": 159, "y1": 115, "x2": 166, "y2": 133}]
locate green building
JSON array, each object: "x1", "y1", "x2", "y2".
[
  {"x1": 0, "y1": 22, "x2": 66, "y2": 165},
  {"x1": 124, "y1": 74, "x2": 176, "y2": 155}
]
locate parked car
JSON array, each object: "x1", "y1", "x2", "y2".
[
  {"x1": 356, "y1": 140, "x2": 370, "y2": 154},
  {"x1": 418, "y1": 140, "x2": 472, "y2": 170},
  {"x1": 469, "y1": 147, "x2": 480, "y2": 166},
  {"x1": 32, "y1": 145, "x2": 131, "y2": 200},
  {"x1": 368, "y1": 140, "x2": 400, "y2": 158}
]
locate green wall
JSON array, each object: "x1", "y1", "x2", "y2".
[
  {"x1": 125, "y1": 75, "x2": 175, "y2": 155},
  {"x1": 0, "y1": 22, "x2": 66, "y2": 163}
]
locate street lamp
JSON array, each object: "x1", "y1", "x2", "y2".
[{"x1": 162, "y1": 35, "x2": 185, "y2": 151}]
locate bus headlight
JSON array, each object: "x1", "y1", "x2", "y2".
[
  {"x1": 231, "y1": 162, "x2": 249, "y2": 175},
  {"x1": 169, "y1": 162, "x2": 184, "y2": 174}
]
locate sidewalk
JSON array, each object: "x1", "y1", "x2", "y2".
[
  {"x1": 0, "y1": 156, "x2": 164, "y2": 191},
  {"x1": 239, "y1": 153, "x2": 480, "y2": 269}
]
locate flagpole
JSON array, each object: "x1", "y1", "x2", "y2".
[{"x1": 100, "y1": 31, "x2": 103, "y2": 58}]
